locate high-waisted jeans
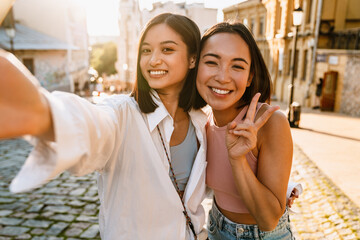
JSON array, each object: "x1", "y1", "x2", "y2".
[{"x1": 207, "y1": 200, "x2": 295, "y2": 240}]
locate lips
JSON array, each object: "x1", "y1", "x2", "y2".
[{"x1": 211, "y1": 87, "x2": 231, "y2": 95}]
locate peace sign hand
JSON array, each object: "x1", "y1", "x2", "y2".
[{"x1": 226, "y1": 93, "x2": 280, "y2": 161}]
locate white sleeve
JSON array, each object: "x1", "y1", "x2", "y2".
[
  {"x1": 10, "y1": 90, "x2": 118, "y2": 193},
  {"x1": 286, "y1": 181, "x2": 303, "y2": 199}
]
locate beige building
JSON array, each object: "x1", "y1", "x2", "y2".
[
  {"x1": 116, "y1": 0, "x2": 143, "y2": 90},
  {"x1": 142, "y1": 2, "x2": 218, "y2": 35},
  {"x1": 8, "y1": 0, "x2": 89, "y2": 92},
  {"x1": 224, "y1": 0, "x2": 360, "y2": 116},
  {"x1": 116, "y1": 1, "x2": 218, "y2": 87}
]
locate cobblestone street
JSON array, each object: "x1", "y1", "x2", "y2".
[
  {"x1": 1, "y1": 138, "x2": 360, "y2": 239},
  {"x1": 0, "y1": 139, "x2": 101, "y2": 240},
  {"x1": 286, "y1": 145, "x2": 360, "y2": 240}
]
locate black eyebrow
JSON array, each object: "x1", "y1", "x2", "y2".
[
  {"x1": 233, "y1": 58, "x2": 249, "y2": 65},
  {"x1": 161, "y1": 40, "x2": 178, "y2": 45},
  {"x1": 202, "y1": 53, "x2": 220, "y2": 59},
  {"x1": 202, "y1": 53, "x2": 249, "y2": 65},
  {"x1": 141, "y1": 40, "x2": 178, "y2": 46}
]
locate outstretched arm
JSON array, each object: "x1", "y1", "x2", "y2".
[
  {"x1": 1, "y1": 52, "x2": 118, "y2": 193},
  {"x1": 0, "y1": 50, "x2": 53, "y2": 140},
  {"x1": 226, "y1": 93, "x2": 292, "y2": 231}
]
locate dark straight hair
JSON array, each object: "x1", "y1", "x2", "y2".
[
  {"x1": 131, "y1": 13, "x2": 202, "y2": 113},
  {"x1": 196, "y1": 21, "x2": 272, "y2": 108}
]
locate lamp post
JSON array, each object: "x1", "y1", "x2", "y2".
[
  {"x1": 5, "y1": 26, "x2": 15, "y2": 54},
  {"x1": 287, "y1": 6, "x2": 303, "y2": 127}
]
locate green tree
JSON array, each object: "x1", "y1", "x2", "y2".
[{"x1": 90, "y1": 42, "x2": 117, "y2": 76}]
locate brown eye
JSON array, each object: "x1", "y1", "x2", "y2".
[
  {"x1": 205, "y1": 61, "x2": 217, "y2": 66},
  {"x1": 233, "y1": 65, "x2": 244, "y2": 70},
  {"x1": 141, "y1": 48, "x2": 151, "y2": 54},
  {"x1": 163, "y1": 48, "x2": 174, "y2": 53}
]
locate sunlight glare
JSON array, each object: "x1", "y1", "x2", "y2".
[{"x1": 83, "y1": 0, "x2": 119, "y2": 36}]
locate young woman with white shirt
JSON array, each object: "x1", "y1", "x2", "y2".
[
  {"x1": 196, "y1": 22, "x2": 296, "y2": 239},
  {"x1": 0, "y1": 13, "x2": 209, "y2": 240}
]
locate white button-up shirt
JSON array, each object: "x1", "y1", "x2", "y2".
[{"x1": 10, "y1": 90, "x2": 208, "y2": 240}]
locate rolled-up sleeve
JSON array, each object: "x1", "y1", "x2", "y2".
[{"x1": 10, "y1": 90, "x2": 118, "y2": 193}]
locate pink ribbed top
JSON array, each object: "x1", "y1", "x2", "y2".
[{"x1": 206, "y1": 103, "x2": 266, "y2": 213}]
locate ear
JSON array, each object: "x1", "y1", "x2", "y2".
[
  {"x1": 188, "y1": 55, "x2": 196, "y2": 69},
  {"x1": 247, "y1": 72, "x2": 254, "y2": 87}
]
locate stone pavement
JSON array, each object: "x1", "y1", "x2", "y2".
[
  {"x1": 0, "y1": 139, "x2": 100, "y2": 239},
  {"x1": 1, "y1": 138, "x2": 360, "y2": 239},
  {"x1": 275, "y1": 101, "x2": 360, "y2": 208}
]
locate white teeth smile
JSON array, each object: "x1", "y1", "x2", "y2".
[
  {"x1": 211, "y1": 87, "x2": 230, "y2": 95},
  {"x1": 149, "y1": 70, "x2": 167, "y2": 75}
]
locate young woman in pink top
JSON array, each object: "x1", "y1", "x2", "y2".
[{"x1": 196, "y1": 22, "x2": 295, "y2": 239}]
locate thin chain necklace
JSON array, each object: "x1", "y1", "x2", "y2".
[{"x1": 157, "y1": 125, "x2": 197, "y2": 239}]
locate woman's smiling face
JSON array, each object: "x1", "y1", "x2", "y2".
[
  {"x1": 139, "y1": 23, "x2": 195, "y2": 94},
  {"x1": 196, "y1": 32, "x2": 252, "y2": 114}
]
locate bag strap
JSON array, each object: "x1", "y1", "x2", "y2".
[{"x1": 157, "y1": 125, "x2": 197, "y2": 239}]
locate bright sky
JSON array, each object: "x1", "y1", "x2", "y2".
[
  {"x1": 86, "y1": 0, "x2": 243, "y2": 36},
  {"x1": 86, "y1": 0, "x2": 120, "y2": 36}
]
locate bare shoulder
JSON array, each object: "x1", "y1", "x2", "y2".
[
  {"x1": 256, "y1": 104, "x2": 291, "y2": 137},
  {"x1": 255, "y1": 105, "x2": 292, "y2": 156}
]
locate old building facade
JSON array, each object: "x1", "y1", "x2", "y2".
[
  {"x1": 142, "y1": 2, "x2": 217, "y2": 35},
  {"x1": 0, "y1": 0, "x2": 89, "y2": 92},
  {"x1": 116, "y1": 1, "x2": 217, "y2": 87},
  {"x1": 224, "y1": 0, "x2": 360, "y2": 116},
  {"x1": 116, "y1": 0, "x2": 143, "y2": 91}
]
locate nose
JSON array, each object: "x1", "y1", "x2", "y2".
[
  {"x1": 149, "y1": 51, "x2": 162, "y2": 67},
  {"x1": 214, "y1": 66, "x2": 231, "y2": 83}
]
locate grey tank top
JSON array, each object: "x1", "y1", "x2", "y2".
[{"x1": 169, "y1": 121, "x2": 198, "y2": 192}]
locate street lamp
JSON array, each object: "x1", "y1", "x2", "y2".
[
  {"x1": 5, "y1": 26, "x2": 15, "y2": 54},
  {"x1": 287, "y1": 6, "x2": 303, "y2": 127}
]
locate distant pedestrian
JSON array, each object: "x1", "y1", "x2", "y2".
[
  {"x1": 313, "y1": 78, "x2": 323, "y2": 109},
  {"x1": 196, "y1": 22, "x2": 296, "y2": 239}
]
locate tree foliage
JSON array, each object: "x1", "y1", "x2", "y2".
[{"x1": 90, "y1": 42, "x2": 117, "y2": 76}]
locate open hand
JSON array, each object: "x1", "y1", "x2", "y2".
[{"x1": 226, "y1": 93, "x2": 279, "y2": 161}]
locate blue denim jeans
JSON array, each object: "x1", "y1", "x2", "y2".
[{"x1": 207, "y1": 201, "x2": 295, "y2": 240}]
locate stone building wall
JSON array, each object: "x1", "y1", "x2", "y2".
[
  {"x1": 340, "y1": 53, "x2": 360, "y2": 116},
  {"x1": 314, "y1": 49, "x2": 360, "y2": 114},
  {"x1": 13, "y1": 0, "x2": 89, "y2": 92},
  {"x1": 16, "y1": 50, "x2": 70, "y2": 91}
]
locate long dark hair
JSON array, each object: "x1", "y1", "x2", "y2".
[
  {"x1": 196, "y1": 21, "x2": 272, "y2": 108},
  {"x1": 131, "y1": 13, "x2": 202, "y2": 113}
]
